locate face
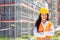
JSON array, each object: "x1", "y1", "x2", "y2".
[{"x1": 41, "y1": 14, "x2": 47, "y2": 22}]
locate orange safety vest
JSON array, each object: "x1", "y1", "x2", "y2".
[{"x1": 38, "y1": 22, "x2": 53, "y2": 39}]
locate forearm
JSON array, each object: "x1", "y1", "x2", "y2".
[{"x1": 45, "y1": 31, "x2": 54, "y2": 36}]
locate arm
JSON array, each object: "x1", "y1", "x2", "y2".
[
  {"x1": 34, "y1": 27, "x2": 46, "y2": 37},
  {"x1": 45, "y1": 25, "x2": 54, "y2": 36},
  {"x1": 34, "y1": 27, "x2": 39, "y2": 36}
]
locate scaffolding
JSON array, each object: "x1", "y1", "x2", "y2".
[
  {"x1": 0, "y1": 0, "x2": 38, "y2": 40},
  {"x1": 0, "y1": 0, "x2": 60, "y2": 40},
  {"x1": 0, "y1": 0, "x2": 15, "y2": 40}
]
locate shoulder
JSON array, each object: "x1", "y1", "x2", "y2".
[
  {"x1": 48, "y1": 21, "x2": 53, "y2": 24},
  {"x1": 47, "y1": 21, "x2": 53, "y2": 26}
]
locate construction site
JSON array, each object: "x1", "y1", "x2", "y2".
[{"x1": 0, "y1": 0, "x2": 60, "y2": 40}]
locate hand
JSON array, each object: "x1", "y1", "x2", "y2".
[{"x1": 39, "y1": 31, "x2": 44, "y2": 34}]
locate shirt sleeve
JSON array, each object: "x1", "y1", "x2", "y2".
[
  {"x1": 45, "y1": 25, "x2": 54, "y2": 36},
  {"x1": 33, "y1": 27, "x2": 39, "y2": 36}
]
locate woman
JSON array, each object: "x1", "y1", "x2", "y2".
[{"x1": 34, "y1": 7, "x2": 54, "y2": 40}]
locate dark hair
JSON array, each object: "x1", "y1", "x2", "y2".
[{"x1": 35, "y1": 14, "x2": 49, "y2": 32}]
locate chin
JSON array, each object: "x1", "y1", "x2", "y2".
[
  {"x1": 42, "y1": 20, "x2": 46, "y2": 21},
  {"x1": 43, "y1": 19, "x2": 46, "y2": 21}
]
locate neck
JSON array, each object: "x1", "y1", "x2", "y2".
[{"x1": 42, "y1": 20, "x2": 46, "y2": 23}]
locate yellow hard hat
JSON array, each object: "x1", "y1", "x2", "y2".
[{"x1": 39, "y1": 7, "x2": 49, "y2": 14}]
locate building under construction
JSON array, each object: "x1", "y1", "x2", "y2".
[{"x1": 0, "y1": 0, "x2": 60, "y2": 40}]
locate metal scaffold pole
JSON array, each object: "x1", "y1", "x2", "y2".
[
  {"x1": 51, "y1": 0, "x2": 58, "y2": 27},
  {"x1": 14, "y1": 0, "x2": 17, "y2": 40}
]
